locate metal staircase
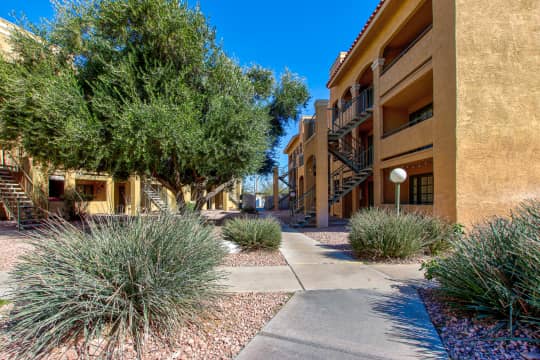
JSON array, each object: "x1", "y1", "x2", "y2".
[
  {"x1": 327, "y1": 86, "x2": 374, "y2": 206},
  {"x1": 142, "y1": 180, "x2": 170, "y2": 213},
  {"x1": 291, "y1": 186, "x2": 316, "y2": 228},
  {"x1": 328, "y1": 87, "x2": 373, "y2": 142},
  {"x1": 0, "y1": 167, "x2": 46, "y2": 230},
  {"x1": 289, "y1": 86, "x2": 374, "y2": 227}
]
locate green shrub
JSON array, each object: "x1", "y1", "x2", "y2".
[
  {"x1": 424, "y1": 200, "x2": 540, "y2": 327},
  {"x1": 2, "y1": 214, "x2": 226, "y2": 359},
  {"x1": 222, "y1": 217, "x2": 281, "y2": 250},
  {"x1": 348, "y1": 208, "x2": 454, "y2": 259}
]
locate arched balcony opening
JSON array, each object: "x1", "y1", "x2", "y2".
[{"x1": 381, "y1": 0, "x2": 433, "y2": 74}]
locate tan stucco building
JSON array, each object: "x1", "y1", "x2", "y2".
[{"x1": 285, "y1": 0, "x2": 540, "y2": 227}]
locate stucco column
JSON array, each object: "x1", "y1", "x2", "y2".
[
  {"x1": 130, "y1": 175, "x2": 141, "y2": 215},
  {"x1": 272, "y1": 167, "x2": 279, "y2": 210},
  {"x1": 370, "y1": 58, "x2": 384, "y2": 207},
  {"x1": 350, "y1": 84, "x2": 361, "y2": 99},
  {"x1": 315, "y1": 99, "x2": 329, "y2": 228}
]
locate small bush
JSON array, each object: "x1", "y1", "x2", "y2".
[
  {"x1": 222, "y1": 217, "x2": 281, "y2": 250},
  {"x1": 349, "y1": 208, "x2": 455, "y2": 259},
  {"x1": 424, "y1": 200, "x2": 540, "y2": 326},
  {"x1": 2, "y1": 214, "x2": 226, "y2": 359}
]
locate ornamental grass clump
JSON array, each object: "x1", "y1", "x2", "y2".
[
  {"x1": 349, "y1": 208, "x2": 454, "y2": 259},
  {"x1": 424, "y1": 200, "x2": 540, "y2": 327},
  {"x1": 222, "y1": 217, "x2": 282, "y2": 250},
  {"x1": 2, "y1": 214, "x2": 226, "y2": 359}
]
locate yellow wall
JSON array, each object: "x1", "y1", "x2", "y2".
[{"x1": 455, "y1": 0, "x2": 540, "y2": 226}]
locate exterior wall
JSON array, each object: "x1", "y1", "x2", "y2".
[
  {"x1": 326, "y1": 0, "x2": 458, "y2": 223},
  {"x1": 430, "y1": 0, "x2": 457, "y2": 222},
  {"x1": 455, "y1": 0, "x2": 540, "y2": 226}
]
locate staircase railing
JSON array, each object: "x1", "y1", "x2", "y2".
[
  {"x1": 0, "y1": 192, "x2": 15, "y2": 220},
  {"x1": 330, "y1": 137, "x2": 373, "y2": 173},
  {"x1": 330, "y1": 87, "x2": 374, "y2": 134},
  {"x1": 1, "y1": 149, "x2": 49, "y2": 212},
  {"x1": 142, "y1": 179, "x2": 169, "y2": 211},
  {"x1": 293, "y1": 186, "x2": 316, "y2": 215}
]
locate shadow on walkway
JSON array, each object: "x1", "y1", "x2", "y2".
[{"x1": 370, "y1": 284, "x2": 448, "y2": 358}]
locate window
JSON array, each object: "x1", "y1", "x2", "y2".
[
  {"x1": 76, "y1": 184, "x2": 95, "y2": 201},
  {"x1": 409, "y1": 173, "x2": 433, "y2": 205},
  {"x1": 409, "y1": 103, "x2": 433, "y2": 126},
  {"x1": 48, "y1": 179, "x2": 64, "y2": 200}
]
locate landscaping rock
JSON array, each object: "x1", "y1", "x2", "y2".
[{"x1": 420, "y1": 288, "x2": 540, "y2": 360}]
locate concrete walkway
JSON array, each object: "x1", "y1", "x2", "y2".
[
  {"x1": 229, "y1": 228, "x2": 447, "y2": 359},
  {"x1": 220, "y1": 227, "x2": 425, "y2": 293}
]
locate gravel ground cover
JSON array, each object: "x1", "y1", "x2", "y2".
[
  {"x1": 214, "y1": 225, "x2": 287, "y2": 267},
  {"x1": 222, "y1": 250, "x2": 287, "y2": 267},
  {"x1": 0, "y1": 292, "x2": 291, "y2": 359},
  {"x1": 0, "y1": 224, "x2": 32, "y2": 272},
  {"x1": 420, "y1": 288, "x2": 540, "y2": 360}
]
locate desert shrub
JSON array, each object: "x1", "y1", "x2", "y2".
[
  {"x1": 424, "y1": 200, "x2": 540, "y2": 327},
  {"x1": 222, "y1": 217, "x2": 281, "y2": 250},
  {"x1": 2, "y1": 214, "x2": 226, "y2": 359},
  {"x1": 348, "y1": 208, "x2": 455, "y2": 259},
  {"x1": 60, "y1": 189, "x2": 92, "y2": 220}
]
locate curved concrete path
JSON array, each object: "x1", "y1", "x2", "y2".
[{"x1": 225, "y1": 227, "x2": 447, "y2": 359}]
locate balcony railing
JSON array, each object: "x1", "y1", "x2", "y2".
[
  {"x1": 331, "y1": 86, "x2": 373, "y2": 133},
  {"x1": 382, "y1": 24, "x2": 433, "y2": 75},
  {"x1": 382, "y1": 103, "x2": 433, "y2": 138}
]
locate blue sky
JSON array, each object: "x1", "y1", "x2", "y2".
[{"x1": 0, "y1": 0, "x2": 380, "y2": 172}]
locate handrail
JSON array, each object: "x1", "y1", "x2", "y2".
[
  {"x1": 381, "y1": 24, "x2": 433, "y2": 75},
  {"x1": 292, "y1": 186, "x2": 316, "y2": 215},
  {"x1": 331, "y1": 87, "x2": 373, "y2": 134},
  {"x1": 0, "y1": 192, "x2": 15, "y2": 219},
  {"x1": 330, "y1": 137, "x2": 373, "y2": 173},
  {"x1": 382, "y1": 107, "x2": 433, "y2": 138},
  {"x1": 143, "y1": 178, "x2": 169, "y2": 207},
  {"x1": 2, "y1": 149, "x2": 49, "y2": 211}
]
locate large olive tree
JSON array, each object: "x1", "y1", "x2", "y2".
[{"x1": 0, "y1": 0, "x2": 308, "y2": 209}]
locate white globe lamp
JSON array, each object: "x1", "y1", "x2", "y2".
[{"x1": 389, "y1": 168, "x2": 407, "y2": 215}]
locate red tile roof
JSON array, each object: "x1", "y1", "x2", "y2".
[{"x1": 327, "y1": 0, "x2": 387, "y2": 87}]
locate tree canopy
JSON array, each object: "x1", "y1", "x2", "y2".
[{"x1": 0, "y1": 0, "x2": 309, "y2": 208}]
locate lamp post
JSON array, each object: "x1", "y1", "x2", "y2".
[{"x1": 389, "y1": 168, "x2": 407, "y2": 216}]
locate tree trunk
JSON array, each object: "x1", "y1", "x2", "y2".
[
  {"x1": 175, "y1": 190, "x2": 186, "y2": 210},
  {"x1": 192, "y1": 179, "x2": 236, "y2": 211},
  {"x1": 194, "y1": 191, "x2": 207, "y2": 211}
]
